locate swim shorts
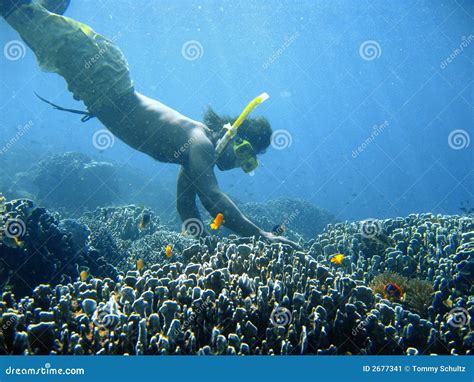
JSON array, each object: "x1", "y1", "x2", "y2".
[{"x1": 7, "y1": 3, "x2": 134, "y2": 113}]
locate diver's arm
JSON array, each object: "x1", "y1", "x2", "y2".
[
  {"x1": 189, "y1": 142, "x2": 264, "y2": 238},
  {"x1": 176, "y1": 166, "x2": 204, "y2": 224}
]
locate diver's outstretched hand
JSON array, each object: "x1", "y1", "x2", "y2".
[{"x1": 261, "y1": 231, "x2": 302, "y2": 250}]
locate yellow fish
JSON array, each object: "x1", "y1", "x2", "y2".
[
  {"x1": 165, "y1": 244, "x2": 173, "y2": 258},
  {"x1": 13, "y1": 236, "x2": 23, "y2": 247},
  {"x1": 330, "y1": 254, "x2": 345, "y2": 265},
  {"x1": 210, "y1": 213, "x2": 224, "y2": 230},
  {"x1": 80, "y1": 270, "x2": 88, "y2": 282},
  {"x1": 443, "y1": 297, "x2": 453, "y2": 308},
  {"x1": 136, "y1": 258, "x2": 144, "y2": 271}
]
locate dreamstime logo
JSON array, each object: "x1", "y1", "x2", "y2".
[
  {"x1": 3, "y1": 218, "x2": 26, "y2": 239},
  {"x1": 271, "y1": 129, "x2": 292, "y2": 150},
  {"x1": 3, "y1": 40, "x2": 26, "y2": 61},
  {"x1": 181, "y1": 218, "x2": 204, "y2": 238},
  {"x1": 92, "y1": 308, "x2": 117, "y2": 328},
  {"x1": 92, "y1": 129, "x2": 115, "y2": 150},
  {"x1": 447, "y1": 307, "x2": 470, "y2": 328},
  {"x1": 360, "y1": 219, "x2": 382, "y2": 238},
  {"x1": 181, "y1": 40, "x2": 204, "y2": 61},
  {"x1": 359, "y1": 40, "x2": 382, "y2": 61},
  {"x1": 448, "y1": 129, "x2": 470, "y2": 150},
  {"x1": 270, "y1": 307, "x2": 292, "y2": 327}
]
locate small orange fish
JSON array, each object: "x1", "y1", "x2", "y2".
[
  {"x1": 136, "y1": 259, "x2": 144, "y2": 271},
  {"x1": 80, "y1": 270, "x2": 88, "y2": 282},
  {"x1": 330, "y1": 254, "x2": 345, "y2": 265},
  {"x1": 165, "y1": 244, "x2": 173, "y2": 258},
  {"x1": 210, "y1": 213, "x2": 224, "y2": 230},
  {"x1": 384, "y1": 283, "x2": 404, "y2": 300}
]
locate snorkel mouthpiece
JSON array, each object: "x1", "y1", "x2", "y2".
[{"x1": 215, "y1": 92, "x2": 270, "y2": 156}]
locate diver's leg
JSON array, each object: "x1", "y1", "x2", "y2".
[
  {"x1": 3, "y1": 3, "x2": 78, "y2": 73},
  {"x1": 0, "y1": 0, "x2": 30, "y2": 19},
  {"x1": 0, "y1": 0, "x2": 70, "y2": 17},
  {"x1": 2, "y1": 1, "x2": 133, "y2": 111}
]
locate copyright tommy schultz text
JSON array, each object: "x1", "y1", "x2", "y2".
[{"x1": 362, "y1": 365, "x2": 467, "y2": 373}]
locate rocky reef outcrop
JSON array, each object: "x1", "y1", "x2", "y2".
[
  {"x1": 240, "y1": 197, "x2": 336, "y2": 239},
  {"x1": 31, "y1": 152, "x2": 119, "y2": 212}
]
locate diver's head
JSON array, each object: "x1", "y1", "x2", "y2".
[{"x1": 204, "y1": 107, "x2": 272, "y2": 171}]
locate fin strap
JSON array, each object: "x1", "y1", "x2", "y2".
[{"x1": 34, "y1": 92, "x2": 95, "y2": 122}]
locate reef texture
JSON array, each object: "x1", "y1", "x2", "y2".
[
  {"x1": 0, "y1": 199, "x2": 472, "y2": 355},
  {"x1": 0, "y1": 199, "x2": 118, "y2": 297},
  {"x1": 78, "y1": 205, "x2": 197, "y2": 270}
]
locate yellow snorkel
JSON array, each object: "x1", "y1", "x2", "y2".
[{"x1": 215, "y1": 92, "x2": 270, "y2": 156}]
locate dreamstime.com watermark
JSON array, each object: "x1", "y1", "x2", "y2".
[
  {"x1": 0, "y1": 120, "x2": 34, "y2": 155},
  {"x1": 4, "y1": 363, "x2": 85, "y2": 376},
  {"x1": 262, "y1": 31, "x2": 300, "y2": 69},
  {"x1": 175, "y1": 300, "x2": 212, "y2": 335},
  {"x1": 280, "y1": 208, "x2": 300, "y2": 229},
  {"x1": 352, "y1": 315, "x2": 376, "y2": 336},
  {"x1": 351, "y1": 121, "x2": 389, "y2": 159},
  {"x1": 173, "y1": 137, "x2": 195, "y2": 159},
  {"x1": 84, "y1": 32, "x2": 122, "y2": 70},
  {"x1": 440, "y1": 35, "x2": 474, "y2": 70}
]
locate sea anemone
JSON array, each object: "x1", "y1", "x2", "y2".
[{"x1": 369, "y1": 272, "x2": 433, "y2": 316}]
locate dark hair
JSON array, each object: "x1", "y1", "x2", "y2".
[{"x1": 203, "y1": 107, "x2": 272, "y2": 154}]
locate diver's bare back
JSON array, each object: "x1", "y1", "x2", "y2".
[{"x1": 95, "y1": 90, "x2": 208, "y2": 165}]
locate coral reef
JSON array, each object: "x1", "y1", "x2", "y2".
[
  {"x1": 0, "y1": 198, "x2": 117, "y2": 297},
  {"x1": 0, "y1": 202, "x2": 472, "y2": 356},
  {"x1": 78, "y1": 205, "x2": 198, "y2": 270}
]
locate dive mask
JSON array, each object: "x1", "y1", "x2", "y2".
[
  {"x1": 214, "y1": 93, "x2": 269, "y2": 173},
  {"x1": 233, "y1": 138, "x2": 259, "y2": 173}
]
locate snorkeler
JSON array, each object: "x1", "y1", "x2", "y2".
[{"x1": 0, "y1": 0, "x2": 299, "y2": 247}]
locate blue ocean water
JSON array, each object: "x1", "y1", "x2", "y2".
[{"x1": 0, "y1": 0, "x2": 472, "y2": 221}]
